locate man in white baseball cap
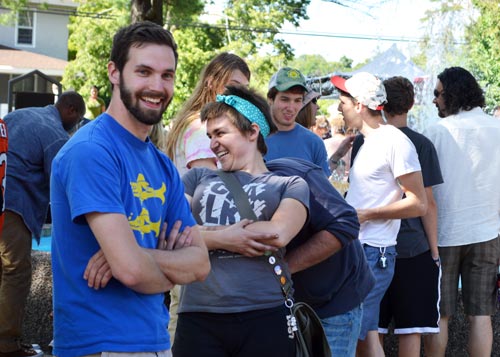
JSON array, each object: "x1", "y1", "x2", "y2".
[{"x1": 331, "y1": 72, "x2": 428, "y2": 357}]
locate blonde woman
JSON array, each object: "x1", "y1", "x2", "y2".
[{"x1": 165, "y1": 52, "x2": 251, "y2": 175}]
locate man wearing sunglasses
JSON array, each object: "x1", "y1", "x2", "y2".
[{"x1": 423, "y1": 67, "x2": 500, "y2": 357}]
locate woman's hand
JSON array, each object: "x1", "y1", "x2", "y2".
[{"x1": 221, "y1": 219, "x2": 279, "y2": 257}]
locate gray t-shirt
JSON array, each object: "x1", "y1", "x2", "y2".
[{"x1": 180, "y1": 168, "x2": 309, "y2": 314}]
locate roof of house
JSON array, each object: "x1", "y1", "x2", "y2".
[{"x1": 0, "y1": 45, "x2": 67, "y2": 76}]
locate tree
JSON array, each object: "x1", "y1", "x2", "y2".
[
  {"x1": 62, "y1": 0, "x2": 312, "y2": 120},
  {"x1": 140, "y1": 0, "x2": 312, "y2": 115},
  {"x1": 62, "y1": 0, "x2": 129, "y2": 106},
  {"x1": 63, "y1": 0, "x2": 208, "y2": 113},
  {"x1": 131, "y1": 0, "x2": 162, "y2": 24},
  {"x1": 465, "y1": 0, "x2": 500, "y2": 110},
  {"x1": 289, "y1": 54, "x2": 355, "y2": 78},
  {"x1": 0, "y1": 0, "x2": 30, "y2": 24},
  {"x1": 415, "y1": 0, "x2": 471, "y2": 74},
  {"x1": 205, "y1": 0, "x2": 311, "y2": 92}
]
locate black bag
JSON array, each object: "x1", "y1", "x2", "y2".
[
  {"x1": 292, "y1": 302, "x2": 331, "y2": 357},
  {"x1": 216, "y1": 171, "x2": 331, "y2": 357}
]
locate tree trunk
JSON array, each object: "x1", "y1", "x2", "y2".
[{"x1": 130, "y1": 0, "x2": 163, "y2": 25}]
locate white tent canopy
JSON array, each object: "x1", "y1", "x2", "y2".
[
  {"x1": 307, "y1": 44, "x2": 427, "y2": 98},
  {"x1": 350, "y1": 44, "x2": 426, "y2": 80}
]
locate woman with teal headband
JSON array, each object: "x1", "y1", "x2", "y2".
[{"x1": 173, "y1": 85, "x2": 310, "y2": 356}]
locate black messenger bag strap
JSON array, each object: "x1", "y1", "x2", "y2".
[{"x1": 216, "y1": 170, "x2": 258, "y2": 221}]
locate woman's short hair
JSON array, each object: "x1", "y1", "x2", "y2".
[{"x1": 200, "y1": 85, "x2": 276, "y2": 155}]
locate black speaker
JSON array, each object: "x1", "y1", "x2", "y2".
[{"x1": 15, "y1": 92, "x2": 55, "y2": 109}]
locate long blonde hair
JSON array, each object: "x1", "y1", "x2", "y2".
[
  {"x1": 165, "y1": 52, "x2": 251, "y2": 160},
  {"x1": 149, "y1": 122, "x2": 167, "y2": 152}
]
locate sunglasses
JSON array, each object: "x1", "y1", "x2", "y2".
[{"x1": 433, "y1": 89, "x2": 444, "y2": 98}]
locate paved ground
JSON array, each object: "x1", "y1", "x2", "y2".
[{"x1": 25, "y1": 251, "x2": 500, "y2": 356}]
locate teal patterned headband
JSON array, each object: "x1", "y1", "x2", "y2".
[{"x1": 216, "y1": 94, "x2": 270, "y2": 138}]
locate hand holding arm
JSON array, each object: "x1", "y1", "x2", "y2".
[
  {"x1": 149, "y1": 223, "x2": 210, "y2": 285},
  {"x1": 243, "y1": 198, "x2": 308, "y2": 248},
  {"x1": 201, "y1": 219, "x2": 279, "y2": 257},
  {"x1": 85, "y1": 212, "x2": 173, "y2": 294},
  {"x1": 85, "y1": 220, "x2": 203, "y2": 289}
]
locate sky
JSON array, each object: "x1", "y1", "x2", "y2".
[
  {"x1": 207, "y1": 0, "x2": 437, "y2": 65},
  {"x1": 279, "y1": 0, "x2": 436, "y2": 65}
]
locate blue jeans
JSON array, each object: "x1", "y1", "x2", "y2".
[
  {"x1": 359, "y1": 244, "x2": 396, "y2": 340},
  {"x1": 321, "y1": 304, "x2": 363, "y2": 357}
]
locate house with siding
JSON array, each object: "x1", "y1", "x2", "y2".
[{"x1": 0, "y1": 0, "x2": 78, "y2": 116}]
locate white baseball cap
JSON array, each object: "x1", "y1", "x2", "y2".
[{"x1": 331, "y1": 72, "x2": 387, "y2": 110}]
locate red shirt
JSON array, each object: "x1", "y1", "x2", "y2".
[{"x1": 0, "y1": 118, "x2": 8, "y2": 237}]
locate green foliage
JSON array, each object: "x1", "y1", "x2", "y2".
[
  {"x1": 465, "y1": 0, "x2": 500, "y2": 109},
  {"x1": 221, "y1": 0, "x2": 310, "y2": 62},
  {"x1": 166, "y1": 25, "x2": 224, "y2": 119},
  {"x1": 289, "y1": 54, "x2": 331, "y2": 77},
  {"x1": 166, "y1": 0, "x2": 311, "y2": 119},
  {"x1": 289, "y1": 54, "x2": 354, "y2": 77},
  {"x1": 63, "y1": 0, "x2": 129, "y2": 105},
  {"x1": 417, "y1": 0, "x2": 469, "y2": 72},
  {"x1": 164, "y1": 0, "x2": 205, "y2": 26},
  {"x1": 62, "y1": 0, "x2": 311, "y2": 122},
  {"x1": 0, "y1": 0, "x2": 29, "y2": 25}
]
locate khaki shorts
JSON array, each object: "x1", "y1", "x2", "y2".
[
  {"x1": 439, "y1": 235, "x2": 500, "y2": 316},
  {"x1": 81, "y1": 351, "x2": 171, "y2": 357}
]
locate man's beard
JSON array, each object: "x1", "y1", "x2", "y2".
[
  {"x1": 437, "y1": 105, "x2": 447, "y2": 118},
  {"x1": 119, "y1": 77, "x2": 171, "y2": 125}
]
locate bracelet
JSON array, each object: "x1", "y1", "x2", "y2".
[
  {"x1": 329, "y1": 157, "x2": 339, "y2": 164},
  {"x1": 433, "y1": 256, "x2": 440, "y2": 263}
]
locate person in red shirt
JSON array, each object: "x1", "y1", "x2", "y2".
[{"x1": 0, "y1": 118, "x2": 7, "y2": 238}]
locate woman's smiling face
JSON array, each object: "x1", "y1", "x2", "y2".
[{"x1": 207, "y1": 114, "x2": 254, "y2": 172}]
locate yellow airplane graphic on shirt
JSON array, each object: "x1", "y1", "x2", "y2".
[
  {"x1": 130, "y1": 173, "x2": 166, "y2": 203},
  {"x1": 129, "y1": 207, "x2": 161, "y2": 236},
  {"x1": 128, "y1": 173, "x2": 166, "y2": 236}
]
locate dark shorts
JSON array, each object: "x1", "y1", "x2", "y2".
[
  {"x1": 379, "y1": 250, "x2": 440, "y2": 334},
  {"x1": 440, "y1": 236, "x2": 500, "y2": 316},
  {"x1": 173, "y1": 305, "x2": 295, "y2": 357}
]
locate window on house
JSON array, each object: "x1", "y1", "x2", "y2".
[{"x1": 16, "y1": 10, "x2": 34, "y2": 46}]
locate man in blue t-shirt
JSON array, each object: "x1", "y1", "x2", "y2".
[
  {"x1": 50, "y1": 22, "x2": 209, "y2": 357},
  {"x1": 264, "y1": 67, "x2": 331, "y2": 176}
]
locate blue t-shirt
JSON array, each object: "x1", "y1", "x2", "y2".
[
  {"x1": 51, "y1": 114, "x2": 195, "y2": 357},
  {"x1": 265, "y1": 124, "x2": 331, "y2": 176}
]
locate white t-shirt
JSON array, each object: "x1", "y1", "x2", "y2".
[
  {"x1": 346, "y1": 125, "x2": 421, "y2": 247},
  {"x1": 173, "y1": 118, "x2": 217, "y2": 176},
  {"x1": 424, "y1": 107, "x2": 500, "y2": 247}
]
